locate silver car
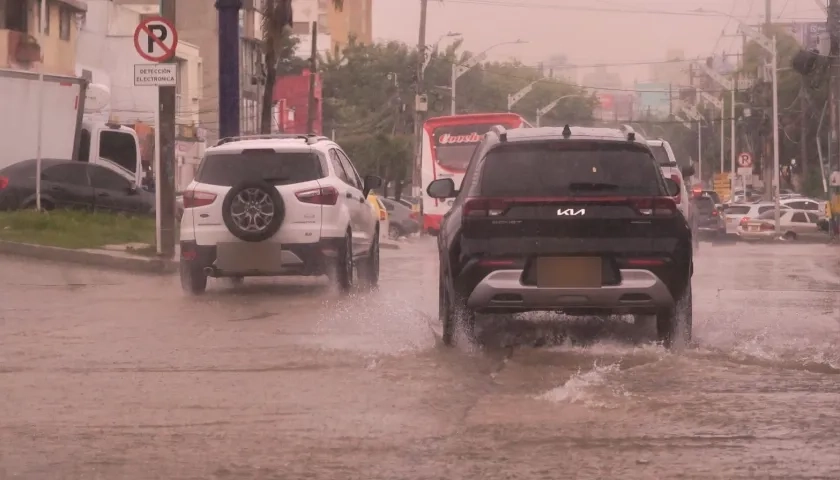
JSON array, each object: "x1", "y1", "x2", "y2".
[{"x1": 738, "y1": 209, "x2": 828, "y2": 241}]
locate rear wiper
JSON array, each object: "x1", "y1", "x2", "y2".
[{"x1": 568, "y1": 182, "x2": 620, "y2": 191}]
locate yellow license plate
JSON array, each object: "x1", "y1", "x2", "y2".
[{"x1": 536, "y1": 257, "x2": 602, "y2": 288}]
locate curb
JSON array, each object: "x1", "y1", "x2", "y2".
[
  {"x1": 0, "y1": 241, "x2": 177, "y2": 274},
  {"x1": 380, "y1": 241, "x2": 400, "y2": 250}
]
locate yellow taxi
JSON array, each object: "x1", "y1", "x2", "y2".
[{"x1": 367, "y1": 193, "x2": 389, "y2": 238}]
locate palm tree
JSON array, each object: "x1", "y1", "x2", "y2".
[{"x1": 260, "y1": 0, "x2": 344, "y2": 133}]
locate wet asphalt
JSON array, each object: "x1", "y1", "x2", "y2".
[{"x1": 1, "y1": 239, "x2": 839, "y2": 479}]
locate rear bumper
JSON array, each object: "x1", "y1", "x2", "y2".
[
  {"x1": 179, "y1": 238, "x2": 343, "y2": 276},
  {"x1": 465, "y1": 268, "x2": 676, "y2": 315},
  {"x1": 737, "y1": 230, "x2": 777, "y2": 241}
]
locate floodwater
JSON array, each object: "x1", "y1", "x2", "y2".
[{"x1": 1, "y1": 239, "x2": 839, "y2": 479}]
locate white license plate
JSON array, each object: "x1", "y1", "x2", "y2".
[
  {"x1": 748, "y1": 226, "x2": 758, "y2": 232},
  {"x1": 216, "y1": 242, "x2": 284, "y2": 272}
]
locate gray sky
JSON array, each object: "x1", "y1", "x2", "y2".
[{"x1": 373, "y1": 0, "x2": 826, "y2": 86}]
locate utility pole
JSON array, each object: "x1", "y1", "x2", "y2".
[
  {"x1": 158, "y1": 0, "x2": 176, "y2": 257},
  {"x1": 764, "y1": 0, "x2": 773, "y2": 201},
  {"x1": 412, "y1": 0, "x2": 429, "y2": 197},
  {"x1": 830, "y1": 0, "x2": 840, "y2": 179},
  {"x1": 307, "y1": 21, "x2": 318, "y2": 133},
  {"x1": 216, "y1": 0, "x2": 242, "y2": 141}
]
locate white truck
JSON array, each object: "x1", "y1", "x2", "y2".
[{"x1": 0, "y1": 68, "x2": 143, "y2": 186}]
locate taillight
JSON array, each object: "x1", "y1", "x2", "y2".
[
  {"x1": 379, "y1": 209, "x2": 386, "y2": 221},
  {"x1": 296, "y1": 186, "x2": 338, "y2": 205},
  {"x1": 410, "y1": 211, "x2": 419, "y2": 220},
  {"x1": 739, "y1": 217, "x2": 749, "y2": 226},
  {"x1": 0, "y1": 176, "x2": 8, "y2": 189},
  {"x1": 463, "y1": 198, "x2": 509, "y2": 217},
  {"x1": 624, "y1": 258, "x2": 667, "y2": 267},
  {"x1": 711, "y1": 209, "x2": 719, "y2": 217},
  {"x1": 182, "y1": 190, "x2": 217, "y2": 208},
  {"x1": 630, "y1": 197, "x2": 678, "y2": 217}
]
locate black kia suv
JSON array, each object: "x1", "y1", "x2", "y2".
[{"x1": 427, "y1": 124, "x2": 693, "y2": 349}]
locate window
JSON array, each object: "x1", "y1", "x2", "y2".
[
  {"x1": 757, "y1": 210, "x2": 777, "y2": 220},
  {"x1": 317, "y1": 13, "x2": 329, "y2": 34},
  {"x1": 790, "y1": 212, "x2": 807, "y2": 223},
  {"x1": 648, "y1": 144, "x2": 672, "y2": 165},
  {"x1": 757, "y1": 206, "x2": 777, "y2": 215},
  {"x1": 328, "y1": 149, "x2": 351, "y2": 184},
  {"x1": 479, "y1": 142, "x2": 664, "y2": 197},
  {"x1": 806, "y1": 212, "x2": 820, "y2": 223},
  {"x1": 89, "y1": 166, "x2": 131, "y2": 190},
  {"x1": 335, "y1": 150, "x2": 363, "y2": 190},
  {"x1": 724, "y1": 205, "x2": 750, "y2": 215},
  {"x1": 99, "y1": 131, "x2": 138, "y2": 174},
  {"x1": 37, "y1": 1, "x2": 50, "y2": 35},
  {"x1": 292, "y1": 22, "x2": 310, "y2": 35},
  {"x1": 59, "y1": 6, "x2": 71, "y2": 41},
  {"x1": 42, "y1": 164, "x2": 89, "y2": 186},
  {"x1": 801, "y1": 201, "x2": 818, "y2": 211},
  {"x1": 195, "y1": 150, "x2": 324, "y2": 187}
]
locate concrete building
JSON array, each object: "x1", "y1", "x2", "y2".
[{"x1": 0, "y1": 0, "x2": 87, "y2": 76}]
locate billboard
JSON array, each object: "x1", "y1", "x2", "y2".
[{"x1": 635, "y1": 83, "x2": 671, "y2": 117}]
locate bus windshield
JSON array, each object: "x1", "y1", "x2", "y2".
[{"x1": 432, "y1": 123, "x2": 499, "y2": 171}]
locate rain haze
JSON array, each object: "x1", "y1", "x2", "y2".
[{"x1": 1, "y1": 0, "x2": 840, "y2": 478}]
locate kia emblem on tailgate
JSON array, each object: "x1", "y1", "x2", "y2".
[{"x1": 557, "y1": 208, "x2": 585, "y2": 216}]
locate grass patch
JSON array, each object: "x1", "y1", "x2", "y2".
[{"x1": 0, "y1": 210, "x2": 155, "y2": 249}]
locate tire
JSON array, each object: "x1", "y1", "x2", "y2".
[
  {"x1": 358, "y1": 229, "x2": 380, "y2": 289},
  {"x1": 180, "y1": 262, "x2": 207, "y2": 295},
  {"x1": 439, "y1": 267, "x2": 475, "y2": 346},
  {"x1": 221, "y1": 180, "x2": 285, "y2": 242},
  {"x1": 388, "y1": 224, "x2": 403, "y2": 240},
  {"x1": 656, "y1": 281, "x2": 692, "y2": 349},
  {"x1": 335, "y1": 231, "x2": 354, "y2": 293},
  {"x1": 783, "y1": 231, "x2": 797, "y2": 240}
]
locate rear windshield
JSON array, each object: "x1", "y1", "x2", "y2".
[
  {"x1": 648, "y1": 144, "x2": 672, "y2": 165},
  {"x1": 479, "y1": 141, "x2": 664, "y2": 197},
  {"x1": 695, "y1": 197, "x2": 715, "y2": 213},
  {"x1": 195, "y1": 150, "x2": 323, "y2": 187},
  {"x1": 724, "y1": 205, "x2": 751, "y2": 215},
  {"x1": 758, "y1": 210, "x2": 778, "y2": 220},
  {"x1": 433, "y1": 123, "x2": 499, "y2": 171}
]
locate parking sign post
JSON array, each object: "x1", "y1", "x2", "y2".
[{"x1": 133, "y1": 12, "x2": 178, "y2": 257}]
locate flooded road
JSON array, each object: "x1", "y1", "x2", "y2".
[{"x1": 1, "y1": 240, "x2": 839, "y2": 479}]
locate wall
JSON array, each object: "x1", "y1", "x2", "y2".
[
  {"x1": 76, "y1": 0, "x2": 202, "y2": 127},
  {"x1": 0, "y1": 0, "x2": 85, "y2": 76},
  {"x1": 273, "y1": 69, "x2": 322, "y2": 134}
]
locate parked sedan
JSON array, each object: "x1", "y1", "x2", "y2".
[
  {"x1": 693, "y1": 195, "x2": 726, "y2": 239},
  {"x1": 0, "y1": 159, "x2": 154, "y2": 215},
  {"x1": 737, "y1": 209, "x2": 828, "y2": 241},
  {"x1": 380, "y1": 197, "x2": 421, "y2": 239}
]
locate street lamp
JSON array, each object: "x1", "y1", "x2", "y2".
[
  {"x1": 422, "y1": 32, "x2": 462, "y2": 75},
  {"x1": 535, "y1": 94, "x2": 583, "y2": 127},
  {"x1": 694, "y1": 8, "x2": 781, "y2": 234},
  {"x1": 451, "y1": 39, "x2": 528, "y2": 115}
]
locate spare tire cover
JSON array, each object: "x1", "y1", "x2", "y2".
[{"x1": 221, "y1": 180, "x2": 285, "y2": 242}]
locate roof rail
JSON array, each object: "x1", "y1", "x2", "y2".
[
  {"x1": 619, "y1": 124, "x2": 636, "y2": 142},
  {"x1": 490, "y1": 124, "x2": 508, "y2": 142},
  {"x1": 215, "y1": 133, "x2": 329, "y2": 147}
]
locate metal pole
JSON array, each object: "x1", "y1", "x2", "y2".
[
  {"x1": 306, "y1": 22, "x2": 318, "y2": 133},
  {"x1": 698, "y1": 121, "x2": 702, "y2": 183},
  {"x1": 536, "y1": 110, "x2": 541, "y2": 127},
  {"x1": 215, "y1": 0, "x2": 242, "y2": 141},
  {"x1": 35, "y1": 0, "x2": 46, "y2": 211},
  {"x1": 412, "y1": 0, "x2": 428, "y2": 197},
  {"x1": 772, "y1": 36, "x2": 781, "y2": 234},
  {"x1": 450, "y1": 63, "x2": 457, "y2": 115},
  {"x1": 720, "y1": 108, "x2": 725, "y2": 181},
  {"x1": 730, "y1": 89, "x2": 736, "y2": 196},
  {"x1": 157, "y1": 0, "x2": 177, "y2": 257}
]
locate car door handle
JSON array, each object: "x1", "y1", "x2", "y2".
[
  {"x1": 51, "y1": 186, "x2": 65, "y2": 191},
  {"x1": 98, "y1": 192, "x2": 109, "y2": 197},
  {"x1": 346, "y1": 192, "x2": 353, "y2": 199},
  {"x1": 359, "y1": 197, "x2": 365, "y2": 204}
]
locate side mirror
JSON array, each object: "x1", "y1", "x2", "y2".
[
  {"x1": 426, "y1": 178, "x2": 457, "y2": 199},
  {"x1": 362, "y1": 175, "x2": 382, "y2": 196},
  {"x1": 663, "y1": 178, "x2": 680, "y2": 197},
  {"x1": 681, "y1": 165, "x2": 696, "y2": 178}
]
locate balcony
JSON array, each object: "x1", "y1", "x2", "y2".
[{"x1": 0, "y1": 29, "x2": 43, "y2": 71}]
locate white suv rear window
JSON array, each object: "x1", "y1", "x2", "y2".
[{"x1": 195, "y1": 150, "x2": 324, "y2": 187}]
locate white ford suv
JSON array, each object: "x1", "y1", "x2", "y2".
[{"x1": 179, "y1": 134, "x2": 383, "y2": 294}]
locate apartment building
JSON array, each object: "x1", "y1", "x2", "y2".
[{"x1": 0, "y1": 0, "x2": 87, "y2": 76}]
